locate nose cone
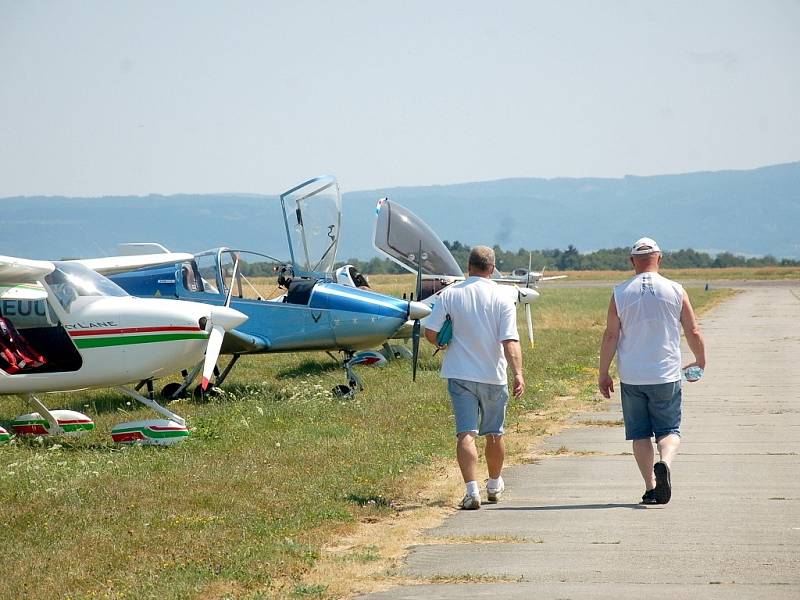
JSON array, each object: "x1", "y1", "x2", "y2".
[
  {"x1": 209, "y1": 305, "x2": 248, "y2": 331},
  {"x1": 408, "y1": 300, "x2": 432, "y2": 321}
]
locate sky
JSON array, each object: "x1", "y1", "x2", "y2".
[{"x1": 1, "y1": 1, "x2": 798, "y2": 197}]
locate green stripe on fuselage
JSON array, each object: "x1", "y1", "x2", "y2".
[
  {"x1": 73, "y1": 332, "x2": 208, "y2": 349},
  {"x1": 113, "y1": 426, "x2": 188, "y2": 439}
]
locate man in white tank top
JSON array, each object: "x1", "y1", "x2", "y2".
[{"x1": 598, "y1": 237, "x2": 706, "y2": 505}]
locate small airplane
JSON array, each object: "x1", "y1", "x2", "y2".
[
  {"x1": 337, "y1": 198, "x2": 543, "y2": 352},
  {"x1": 96, "y1": 176, "x2": 431, "y2": 398},
  {"x1": 0, "y1": 255, "x2": 247, "y2": 445},
  {"x1": 499, "y1": 265, "x2": 567, "y2": 284}
]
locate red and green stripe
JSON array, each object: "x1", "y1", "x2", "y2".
[
  {"x1": 69, "y1": 326, "x2": 207, "y2": 349},
  {"x1": 13, "y1": 417, "x2": 95, "y2": 435},
  {"x1": 111, "y1": 424, "x2": 189, "y2": 443}
]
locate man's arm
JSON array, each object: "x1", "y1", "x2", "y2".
[
  {"x1": 680, "y1": 289, "x2": 706, "y2": 369},
  {"x1": 502, "y1": 339, "x2": 525, "y2": 398},
  {"x1": 598, "y1": 295, "x2": 620, "y2": 399}
]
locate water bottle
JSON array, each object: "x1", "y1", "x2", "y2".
[{"x1": 683, "y1": 365, "x2": 703, "y2": 382}]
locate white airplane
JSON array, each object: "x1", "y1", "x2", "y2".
[
  {"x1": 498, "y1": 264, "x2": 568, "y2": 284},
  {"x1": 0, "y1": 255, "x2": 247, "y2": 445}
]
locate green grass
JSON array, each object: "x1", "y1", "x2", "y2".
[{"x1": 0, "y1": 284, "x2": 730, "y2": 599}]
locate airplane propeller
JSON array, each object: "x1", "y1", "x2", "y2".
[
  {"x1": 524, "y1": 251, "x2": 534, "y2": 347},
  {"x1": 411, "y1": 242, "x2": 424, "y2": 382},
  {"x1": 201, "y1": 254, "x2": 241, "y2": 391}
]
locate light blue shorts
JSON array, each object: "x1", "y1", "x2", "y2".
[
  {"x1": 620, "y1": 381, "x2": 682, "y2": 441},
  {"x1": 447, "y1": 378, "x2": 509, "y2": 437}
]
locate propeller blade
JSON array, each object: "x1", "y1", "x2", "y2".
[
  {"x1": 201, "y1": 324, "x2": 225, "y2": 391},
  {"x1": 525, "y1": 303, "x2": 534, "y2": 348},
  {"x1": 412, "y1": 320, "x2": 421, "y2": 382},
  {"x1": 411, "y1": 240, "x2": 423, "y2": 381},
  {"x1": 415, "y1": 241, "x2": 423, "y2": 301},
  {"x1": 526, "y1": 251, "x2": 532, "y2": 289}
]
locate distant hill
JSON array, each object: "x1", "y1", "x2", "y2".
[{"x1": 1, "y1": 162, "x2": 798, "y2": 261}]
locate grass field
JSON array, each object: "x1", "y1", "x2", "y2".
[
  {"x1": 544, "y1": 266, "x2": 800, "y2": 281},
  {"x1": 0, "y1": 277, "x2": 734, "y2": 599}
]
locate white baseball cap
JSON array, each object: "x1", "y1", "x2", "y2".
[{"x1": 630, "y1": 237, "x2": 661, "y2": 255}]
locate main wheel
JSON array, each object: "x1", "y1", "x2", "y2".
[
  {"x1": 161, "y1": 382, "x2": 187, "y2": 402},
  {"x1": 331, "y1": 384, "x2": 355, "y2": 399}
]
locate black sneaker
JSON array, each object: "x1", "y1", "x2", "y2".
[
  {"x1": 640, "y1": 489, "x2": 657, "y2": 504},
  {"x1": 653, "y1": 461, "x2": 672, "y2": 504}
]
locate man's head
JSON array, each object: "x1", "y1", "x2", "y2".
[
  {"x1": 468, "y1": 246, "x2": 495, "y2": 277},
  {"x1": 629, "y1": 237, "x2": 662, "y2": 273}
]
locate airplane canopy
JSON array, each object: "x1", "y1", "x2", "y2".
[
  {"x1": 373, "y1": 199, "x2": 463, "y2": 278},
  {"x1": 280, "y1": 175, "x2": 341, "y2": 276}
]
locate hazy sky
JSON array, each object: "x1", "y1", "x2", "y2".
[{"x1": 1, "y1": 1, "x2": 798, "y2": 197}]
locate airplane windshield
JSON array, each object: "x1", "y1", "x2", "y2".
[
  {"x1": 280, "y1": 175, "x2": 341, "y2": 275},
  {"x1": 46, "y1": 262, "x2": 129, "y2": 312},
  {"x1": 374, "y1": 199, "x2": 464, "y2": 277}
]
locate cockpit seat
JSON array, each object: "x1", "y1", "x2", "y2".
[
  {"x1": 0, "y1": 316, "x2": 47, "y2": 374},
  {"x1": 284, "y1": 279, "x2": 317, "y2": 305}
]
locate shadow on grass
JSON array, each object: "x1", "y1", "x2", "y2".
[{"x1": 276, "y1": 360, "x2": 342, "y2": 379}]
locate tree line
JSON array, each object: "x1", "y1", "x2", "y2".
[{"x1": 335, "y1": 241, "x2": 800, "y2": 275}]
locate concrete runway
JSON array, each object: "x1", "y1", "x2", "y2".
[{"x1": 358, "y1": 285, "x2": 800, "y2": 599}]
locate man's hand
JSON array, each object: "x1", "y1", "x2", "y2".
[
  {"x1": 512, "y1": 373, "x2": 525, "y2": 398},
  {"x1": 682, "y1": 360, "x2": 705, "y2": 370},
  {"x1": 598, "y1": 373, "x2": 615, "y2": 399}
]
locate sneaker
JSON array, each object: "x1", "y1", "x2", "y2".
[
  {"x1": 640, "y1": 489, "x2": 657, "y2": 505},
  {"x1": 653, "y1": 461, "x2": 672, "y2": 504},
  {"x1": 459, "y1": 493, "x2": 481, "y2": 510},
  {"x1": 487, "y1": 478, "x2": 505, "y2": 503}
]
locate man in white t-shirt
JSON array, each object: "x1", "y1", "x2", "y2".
[
  {"x1": 424, "y1": 246, "x2": 525, "y2": 510},
  {"x1": 598, "y1": 237, "x2": 706, "y2": 505}
]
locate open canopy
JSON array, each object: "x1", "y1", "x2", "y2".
[
  {"x1": 280, "y1": 175, "x2": 341, "y2": 276},
  {"x1": 373, "y1": 198, "x2": 463, "y2": 278}
]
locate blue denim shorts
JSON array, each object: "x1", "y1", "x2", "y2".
[
  {"x1": 447, "y1": 378, "x2": 509, "y2": 436},
  {"x1": 620, "y1": 381, "x2": 682, "y2": 441}
]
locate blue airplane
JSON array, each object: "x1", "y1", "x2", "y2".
[{"x1": 92, "y1": 176, "x2": 431, "y2": 398}]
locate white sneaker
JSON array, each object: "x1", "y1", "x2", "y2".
[
  {"x1": 459, "y1": 493, "x2": 481, "y2": 510},
  {"x1": 487, "y1": 478, "x2": 505, "y2": 503}
]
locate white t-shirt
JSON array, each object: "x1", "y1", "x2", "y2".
[
  {"x1": 423, "y1": 276, "x2": 519, "y2": 385},
  {"x1": 614, "y1": 271, "x2": 684, "y2": 385}
]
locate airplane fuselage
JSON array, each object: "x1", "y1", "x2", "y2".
[{"x1": 0, "y1": 296, "x2": 211, "y2": 395}]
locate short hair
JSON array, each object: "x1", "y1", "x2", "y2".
[{"x1": 468, "y1": 246, "x2": 495, "y2": 273}]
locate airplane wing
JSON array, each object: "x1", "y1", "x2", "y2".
[
  {"x1": 220, "y1": 329, "x2": 271, "y2": 354},
  {"x1": 540, "y1": 275, "x2": 568, "y2": 281},
  {"x1": 71, "y1": 253, "x2": 195, "y2": 275},
  {"x1": 0, "y1": 255, "x2": 55, "y2": 281},
  {"x1": 0, "y1": 256, "x2": 54, "y2": 300}
]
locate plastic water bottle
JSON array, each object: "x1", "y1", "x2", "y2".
[{"x1": 683, "y1": 366, "x2": 703, "y2": 382}]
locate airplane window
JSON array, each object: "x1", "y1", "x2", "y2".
[
  {"x1": 195, "y1": 254, "x2": 220, "y2": 295},
  {"x1": 46, "y1": 263, "x2": 128, "y2": 311}
]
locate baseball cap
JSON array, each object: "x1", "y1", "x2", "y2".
[{"x1": 630, "y1": 237, "x2": 661, "y2": 255}]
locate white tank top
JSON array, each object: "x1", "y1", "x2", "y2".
[{"x1": 614, "y1": 272, "x2": 684, "y2": 384}]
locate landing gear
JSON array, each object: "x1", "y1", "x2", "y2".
[
  {"x1": 160, "y1": 382, "x2": 188, "y2": 401},
  {"x1": 380, "y1": 341, "x2": 412, "y2": 361},
  {"x1": 330, "y1": 350, "x2": 387, "y2": 398}
]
